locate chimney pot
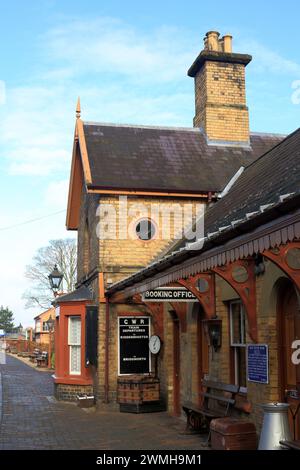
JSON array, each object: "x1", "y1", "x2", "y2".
[
  {"x1": 205, "y1": 31, "x2": 220, "y2": 51},
  {"x1": 222, "y1": 34, "x2": 233, "y2": 53}
]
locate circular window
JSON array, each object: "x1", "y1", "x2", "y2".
[
  {"x1": 286, "y1": 248, "x2": 300, "y2": 270},
  {"x1": 232, "y1": 265, "x2": 248, "y2": 283},
  {"x1": 135, "y1": 219, "x2": 156, "y2": 241}
]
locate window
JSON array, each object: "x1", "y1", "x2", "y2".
[
  {"x1": 229, "y1": 301, "x2": 247, "y2": 387},
  {"x1": 42, "y1": 322, "x2": 49, "y2": 332},
  {"x1": 36, "y1": 321, "x2": 41, "y2": 333},
  {"x1": 68, "y1": 316, "x2": 81, "y2": 375},
  {"x1": 135, "y1": 219, "x2": 156, "y2": 241}
]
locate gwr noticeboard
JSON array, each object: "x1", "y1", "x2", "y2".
[
  {"x1": 247, "y1": 344, "x2": 269, "y2": 384},
  {"x1": 118, "y1": 317, "x2": 150, "y2": 375},
  {"x1": 142, "y1": 287, "x2": 197, "y2": 302}
]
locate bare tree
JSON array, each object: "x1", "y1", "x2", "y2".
[{"x1": 23, "y1": 239, "x2": 77, "y2": 309}]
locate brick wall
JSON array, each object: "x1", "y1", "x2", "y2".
[
  {"x1": 54, "y1": 383, "x2": 94, "y2": 402},
  {"x1": 203, "y1": 262, "x2": 289, "y2": 433},
  {"x1": 77, "y1": 187, "x2": 100, "y2": 281},
  {"x1": 98, "y1": 195, "x2": 204, "y2": 288},
  {"x1": 193, "y1": 61, "x2": 249, "y2": 143}
]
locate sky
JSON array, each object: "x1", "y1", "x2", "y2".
[{"x1": 0, "y1": 0, "x2": 300, "y2": 327}]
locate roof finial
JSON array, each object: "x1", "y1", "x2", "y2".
[{"x1": 76, "y1": 97, "x2": 81, "y2": 119}]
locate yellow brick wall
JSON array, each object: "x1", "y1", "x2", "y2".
[
  {"x1": 193, "y1": 61, "x2": 249, "y2": 142},
  {"x1": 205, "y1": 261, "x2": 289, "y2": 433},
  {"x1": 98, "y1": 195, "x2": 205, "y2": 287}
]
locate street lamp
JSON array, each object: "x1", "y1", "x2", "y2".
[
  {"x1": 47, "y1": 265, "x2": 63, "y2": 369},
  {"x1": 45, "y1": 315, "x2": 55, "y2": 369},
  {"x1": 48, "y1": 264, "x2": 63, "y2": 294}
]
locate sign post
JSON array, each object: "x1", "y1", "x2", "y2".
[{"x1": 118, "y1": 317, "x2": 150, "y2": 375}]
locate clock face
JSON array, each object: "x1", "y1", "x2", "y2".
[{"x1": 149, "y1": 335, "x2": 161, "y2": 354}]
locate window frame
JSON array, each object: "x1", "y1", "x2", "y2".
[
  {"x1": 229, "y1": 300, "x2": 247, "y2": 389},
  {"x1": 135, "y1": 218, "x2": 156, "y2": 241},
  {"x1": 230, "y1": 300, "x2": 246, "y2": 347},
  {"x1": 68, "y1": 316, "x2": 81, "y2": 376}
]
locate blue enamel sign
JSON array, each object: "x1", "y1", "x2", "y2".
[{"x1": 247, "y1": 344, "x2": 269, "y2": 384}]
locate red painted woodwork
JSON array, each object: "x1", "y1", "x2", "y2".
[
  {"x1": 132, "y1": 294, "x2": 164, "y2": 340},
  {"x1": 264, "y1": 242, "x2": 300, "y2": 292},
  {"x1": 212, "y1": 259, "x2": 258, "y2": 342},
  {"x1": 172, "y1": 314, "x2": 181, "y2": 416},
  {"x1": 278, "y1": 281, "x2": 300, "y2": 439},
  {"x1": 177, "y1": 273, "x2": 216, "y2": 319},
  {"x1": 54, "y1": 301, "x2": 93, "y2": 386}
]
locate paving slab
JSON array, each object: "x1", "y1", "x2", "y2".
[{"x1": 0, "y1": 354, "x2": 208, "y2": 450}]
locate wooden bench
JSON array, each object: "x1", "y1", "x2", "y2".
[
  {"x1": 30, "y1": 348, "x2": 41, "y2": 362},
  {"x1": 182, "y1": 380, "x2": 239, "y2": 434},
  {"x1": 36, "y1": 351, "x2": 48, "y2": 367}
]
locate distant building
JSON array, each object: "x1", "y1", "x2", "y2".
[
  {"x1": 34, "y1": 308, "x2": 55, "y2": 345},
  {"x1": 25, "y1": 327, "x2": 33, "y2": 342}
]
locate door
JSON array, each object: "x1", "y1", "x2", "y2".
[
  {"x1": 197, "y1": 313, "x2": 209, "y2": 405},
  {"x1": 173, "y1": 317, "x2": 181, "y2": 416},
  {"x1": 279, "y1": 282, "x2": 300, "y2": 439}
]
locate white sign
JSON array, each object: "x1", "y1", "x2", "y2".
[{"x1": 142, "y1": 287, "x2": 197, "y2": 303}]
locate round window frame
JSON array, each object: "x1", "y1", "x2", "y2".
[{"x1": 134, "y1": 218, "x2": 157, "y2": 242}]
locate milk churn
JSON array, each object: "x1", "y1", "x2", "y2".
[{"x1": 258, "y1": 402, "x2": 292, "y2": 450}]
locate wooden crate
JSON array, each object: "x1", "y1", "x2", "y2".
[
  {"x1": 117, "y1": 376, "x2": 160, "y2": 405},
  {"x1": 210, "y1": 418, "x2": 257, "y2": 450}
]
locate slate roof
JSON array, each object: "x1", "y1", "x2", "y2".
[
  {"x1": 107, "y1": 127, "x2": 300, "y2": 295},
  {"x1": 53, "y1": 286, "x2": 94, "y2": 305},
  {"x1": 83, "y1": 122, "x2": 284, "y2": 193},
  {"x1": 190, "y1": 126, "x2": 300, "y2": 242}
]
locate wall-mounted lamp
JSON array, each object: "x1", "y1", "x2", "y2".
[
  {"x1": 254, "y1": 254, "x2": 265, "y2": 276},
  {"x1": 203, "y1": 317, "x2": 222, "y2": 352}
]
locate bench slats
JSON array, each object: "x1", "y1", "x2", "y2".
[
  {"x1": 182, "y1": 405, "x2": 223, "y2": 419},
  {"x1": 201, "y1": 380, "x2": 239, "y2": 394},
  {"x1": 199, "y1": 392, "x2": 236, "y2": 405},
  {"x1": 182, "y1": 380, "x2": 239, "y2": 433}
]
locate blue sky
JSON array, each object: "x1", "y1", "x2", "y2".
[{"x1": 0, "y1": 0, "x2": 300, "y2": 326}]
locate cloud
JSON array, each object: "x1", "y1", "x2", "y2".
[
  {"x1": 0, "y1": 85, "x2": 73, "y2": 176},
  {"x1": 44, "y1": 179, "x2": 69, "y2": 208},
  {"x1": 0, "y1": 80, "x2": 6, "y2": 105},
  {"x1": 43, "y1": 18, "x2": 197, "y2": 84},
  {"x1": 236, "y1": 39, "x2": 300, "y2": 75}
]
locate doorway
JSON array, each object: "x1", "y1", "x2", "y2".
[
  {"x1": 171, "y1": 313, "x2": 181, "y2": 416},
  {"x1": 197, "y1": 307, "x2": 209, "y2": 405},
  {"x1": 278, "y1": 280, "x2": 300, "y2": 439}
]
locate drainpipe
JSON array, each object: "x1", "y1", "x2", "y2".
[{"x1": 104, "y1": 296, "x2": 110, "y2": 403}]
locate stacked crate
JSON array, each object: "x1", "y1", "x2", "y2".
[{"x1": 117, "y1": 376, "x2": 164, "y2": 413}]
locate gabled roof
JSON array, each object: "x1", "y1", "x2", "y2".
[
  {"x1": 66, "y1": 118, "x2": 283, "y2": 229},
  {"x1": 83, "y1": 123, "x2": 282, "y2": 192},
  {"x1": 106, "y1": 127, "x2": 300, "y2": 295},
  {"x1": 33, "y1": 307, "x2": 55, "y2": 321}
]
